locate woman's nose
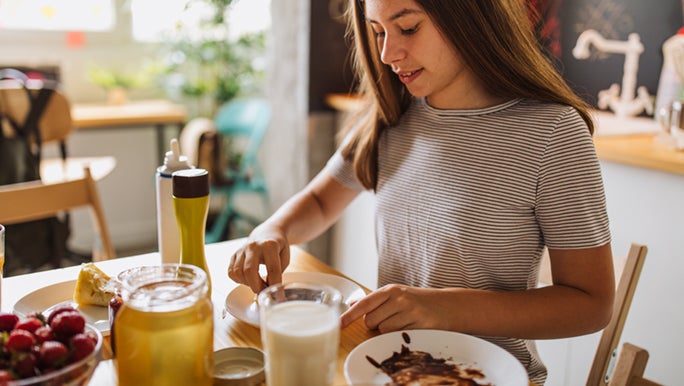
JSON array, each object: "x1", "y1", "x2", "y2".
[{"x1": 380, "y1": 35, "x2": 405, "y2": 64}]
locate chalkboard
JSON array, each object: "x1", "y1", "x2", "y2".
[
  {"x1": 308, "y1": 0, "x2": 355, "y2": 112},
  {"x1": 552, "y1": 0, "x2": 683, "y2": 110}
]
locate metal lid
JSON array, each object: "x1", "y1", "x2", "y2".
[{"x1": 213, "y1": 347, "x2": 265, "y2": 386}]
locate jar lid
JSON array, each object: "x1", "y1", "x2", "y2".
[{"x1": 213, "y1": 347, "x2": 265, "y2": 386}]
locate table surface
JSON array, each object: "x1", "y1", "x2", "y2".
[
  {"x1": 1, "y1": 239, "x2": 377, "y2": 385},
  {"x1": 70, "y1": 99, "x2": 188, "y2": 165},
  {"x1": 40, "y1": 156, "x2": 116, "y2": 183},
  {"x1": 71, "y1": 99, "x2": 187, "y2": 129},
  {"x1": 2, "y1": 239, "x2": 536, "y2": 385}
]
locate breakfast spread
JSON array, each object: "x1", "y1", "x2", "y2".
[
  {"x1": 366, "y1": 332, "x2": 491, "y2": 386},
  {"x1": 73, "y1": 263, "x2": 116, "y2": 307}
]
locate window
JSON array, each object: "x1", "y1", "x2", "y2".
[
  {"x1": 0, "y1": 0, "x2": 115, "y2": 31},
  {"x1": 131, "y1": 0, "x2": 271, "y2": 42}
]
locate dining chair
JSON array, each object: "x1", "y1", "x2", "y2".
[
  {"x1": 0, "y1": 165, "x2": 116, "y2": 262},
  {"x1": 0, "y1": 69, "x2": 115, "y2": 183},
  {"x1": 538, "y1": 243, "x2": 648, "y2": 386},
  {"x1": 607, "y1": 343, "x2": 662, "y2": 386},
  {"x1": 1, "y1": 68, "x2": 117, "y2": 270},
  {"x1": 203, "y1": 98, "x2": 271, "y2": 243}
]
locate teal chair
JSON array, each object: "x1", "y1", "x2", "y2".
[{"x1": 205, "y1": 98, "x2": 271, "y2": 243}]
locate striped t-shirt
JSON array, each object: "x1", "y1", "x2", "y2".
[{"x1": 326, "y1": 97, "x2": 611, "y2": 384}]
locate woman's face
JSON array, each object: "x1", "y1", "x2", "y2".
[{"x1": 364, "y1": 0, "x2": 485, "y2": 109}]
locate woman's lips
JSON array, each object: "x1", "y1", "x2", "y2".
[{"x1": 397, "y1": 69, "x2": 423, "y2": 84}]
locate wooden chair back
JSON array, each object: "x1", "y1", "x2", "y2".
[
  {"x1": 0, "y1": 166, "x2": 116, "y2": 261},
  {"x1": 0, "y1": 78, "x2": 73, "y2": 144},
  {"x1": 608, "y1": 343, "x2": 662, "y2": 386},
  {"x1": 587, "y1": 244, "x2": 647, "y2": 386},
  {"x1": 538, "y1": 243, "x2": 648, "y2": 386}
]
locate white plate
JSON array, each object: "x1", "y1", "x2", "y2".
[
  {"x1": 13, "y1": 280, "x2": 111, "y2": 335},
  {"x1": 344, "y1": 329, "x2": 528, "y2": 386},
  {"x1": 224, "y1": 271, "x2": 366, "y2": 328}
]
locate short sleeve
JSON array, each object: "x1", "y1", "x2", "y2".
[
  {"x1": 325, "y1": 147, "x2": 365, "y2": 191},
  {"x1": 536, "y1": 109, "x2": 611, "y2": 249}
]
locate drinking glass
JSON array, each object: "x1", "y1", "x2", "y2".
[
  {"x1": 258, "y1": 282, "x2": 342, "y2": 386},
  {"x1": 114, "y1": 264, "x2": 213, "y2": 385}
]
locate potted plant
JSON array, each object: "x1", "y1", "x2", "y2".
[
  {"x1": 87, "y1": 65, "x2": 149, "y2": 105},
  {"x1": 156, "y1": 0, "x2": 267, "y2": 118}
]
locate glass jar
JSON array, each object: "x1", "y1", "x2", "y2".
[{"x1": 114, "y1": 264, "x2": 213, "y2": 385}]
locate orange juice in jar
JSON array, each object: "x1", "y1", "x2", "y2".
[{"x1": 114, "y1": 264, "x2": 213, "y2": 386}]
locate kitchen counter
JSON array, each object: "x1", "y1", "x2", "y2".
[
  {"x1": 594, "y1": 134, "x2": 684, "y2": 175},
  {"x1": 326, "y1": 93, "x2": 684, "y2": 176}
]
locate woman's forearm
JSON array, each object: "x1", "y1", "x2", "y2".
[
  {"x1": 254, "y1": 170, "x2": 360, "y2": 245},
  {"x1": 436, "y1": 284, "x2": 613, "y2": 339}
]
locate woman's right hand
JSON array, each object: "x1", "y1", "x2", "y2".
[{"x1": 227, "y1": 226, "x2": 291, "y2": 294}]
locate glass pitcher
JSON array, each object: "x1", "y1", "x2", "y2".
[{"x1": 114, "y1": 264, "x2": 213, "y2": 385}]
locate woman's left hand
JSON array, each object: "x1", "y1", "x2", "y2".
[{"x1": 340, "y1": 284, "x2": 446, "y2": 333}]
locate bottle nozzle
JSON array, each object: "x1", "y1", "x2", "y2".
[
  {"x1": 163, "y1": 138, "x2": 192, "y2": 169},
  {"x1": 170, "y1": 138, "x2": 181, "y2": 159}
]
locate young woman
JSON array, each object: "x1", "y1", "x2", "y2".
[{"x1": 228, "y1": 0, "x2": 614, "y2": 383}]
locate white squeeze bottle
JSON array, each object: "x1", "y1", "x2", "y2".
[
  {"x1": 656, "y1": 27, "x2": 684, "y2": 114},
  {"x1": 156, "y1": 138, "x2": 193, "y2": 264}
]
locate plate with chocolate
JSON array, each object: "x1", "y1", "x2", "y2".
[{"x1": 344, "y1": 330, "x2": 528, "y2": 386}]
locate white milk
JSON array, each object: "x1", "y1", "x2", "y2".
[{"x1": 262, "y1": 301, "x2": 340, "y2": 386}]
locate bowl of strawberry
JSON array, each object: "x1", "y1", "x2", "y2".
[{"x1": 0, "y1": 305, "x2": 102, "y2": 385}]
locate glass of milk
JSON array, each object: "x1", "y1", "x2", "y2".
[{"x1": 258, "y1": 281, "x2": 342, "y2": 386}]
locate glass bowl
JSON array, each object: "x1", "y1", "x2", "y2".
[{"x1": 7, "y1": 324, "x2": 103, "y2": 386}]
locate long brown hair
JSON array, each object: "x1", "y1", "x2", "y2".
[{"x1": 341, "y1": 0, "x2": 594, "y2": 191}]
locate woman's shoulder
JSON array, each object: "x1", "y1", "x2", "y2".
[
  {"x1": 509, "y1": 99, "x2": 588, "y2": 128},
  {"x1": 512, "y1": 98, "x2": 581, "y2": 116}
]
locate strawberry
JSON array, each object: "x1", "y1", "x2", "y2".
[
  {"x1": 33, "y1": 326, "x2": 54, "y2": 343},
  {"x1": 69, "y1": 333, "x2": 96, "y2": 363},
  {"x1": 10, "y1": 352, "x2": 37, "y2": 378},
  {"x1": 15, "y1": 317, "x2": 43, "y2": 334},
  {"x1": 0, "y1": 313, "x2": 19, "y2": 332},
  {"x1": 0, "y1": 369, "x2": 14, "y2": 382},
  {"x1": 38, "y1": 341, "x2": 69, "y2": 369},
  {"x1": 46, "y1": 305, "x2": 78, "y2": 325},
  {"x1": 49, "y1": 311, "x2": 85, "y2": 338},
  {"x1": 4, "y1": 330, "x2": 35, "y2": 352}
]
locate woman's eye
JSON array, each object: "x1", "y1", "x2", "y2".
[
  {"x1": 374, "y1": 30, "x2": 386, "y2": 39},
  {"x1": 401, "y1": 24, "x2": 418, "y2": 35}
]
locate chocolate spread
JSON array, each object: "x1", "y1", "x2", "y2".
[{"x1": 365, "y1": 332, "x2": 492, "y2": 386}]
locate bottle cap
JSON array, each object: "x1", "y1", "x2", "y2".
[{"x1": 172, "y1": 168, "x2": 209, "y2": 198}]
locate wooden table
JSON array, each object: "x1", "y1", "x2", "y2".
[
  {"x1": 1, "y1": 239, "x2": 376, "y2": 386},
  {"x1": 2, "y1": 240, "x2": 537, "y2": 385},
  {"x1": 40, "y1": 156, "x2": 116, "y2": 183},
  {"x1": 71, "y1": 100, "x2": 187, "y2": 164}
]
